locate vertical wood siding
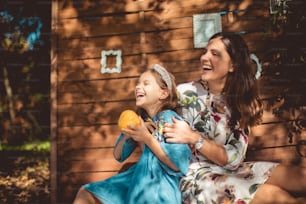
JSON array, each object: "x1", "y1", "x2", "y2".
[{"x1": 51, "y1": 0, "x2": 306, "y2": 203}]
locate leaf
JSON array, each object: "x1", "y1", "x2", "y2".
[{"x1": 249, "y1": 184, "x2": 260, "y2": 194}]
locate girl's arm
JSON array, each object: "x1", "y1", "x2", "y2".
[
  {"x1": 113, "y1": 133, "x2": 138, "y2": 162},
  {"x1": 121, "y1": 118, "x2": 179, "y2": 171},
  {"x1": 145, "y1": 131, "x2": 179, "y2": 171},
  {"x1": 113, "y1": 134, "x2": 130, "y2": 160}
]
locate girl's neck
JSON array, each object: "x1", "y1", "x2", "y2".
[{"x1": 145, "y1": 105, "x2": 162, "y2": 118}]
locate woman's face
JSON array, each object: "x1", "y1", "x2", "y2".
[{"x1": 200, "y1": 37, "x2": 234, "y2": 86}]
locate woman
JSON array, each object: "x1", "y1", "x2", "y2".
[
  {"x1": 73, "y1": 64, "x2": 191, "y2": 204},
  {"x1": 164, "y1": 32, "x2": 306, "y2": 204}
]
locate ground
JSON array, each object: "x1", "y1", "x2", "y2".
[{"x1": 0, "y1": 150, "x2": 50, "y2": 204}]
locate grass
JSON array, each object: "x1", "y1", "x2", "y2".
[{"x1": 0, "y1": 140, "x2": 50, "y2": 152}]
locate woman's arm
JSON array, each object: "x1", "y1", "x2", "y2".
[
  {"x1": 164, "y1": 117, "x2": 248, "y2": 170},
  {"x1": 164, "y1": 117, "x2": 228, "y2": 166}
]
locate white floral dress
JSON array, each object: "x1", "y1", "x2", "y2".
[{"x1": 177, "y1": 81, "x2": 278, "y2": 204}]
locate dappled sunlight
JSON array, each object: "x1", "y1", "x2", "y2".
[
  {"x1": 60, "y1": 19, "x2": 90, "y2": 38},
  {"x1": 237, "y1": 0, "x2": 253, "y2": 16},
  {"x1": 105, "y1": 36, "x2": 124, "y2": 47},
  {"x1": 59, "y1": 3, "x2": 78, "y2": 18},
  {"x1": 51, "y1": 0, "x2": 306, "y2": 202},
  {"x1": 57, "y1": 126, "x2": 119, "y2": 148}
]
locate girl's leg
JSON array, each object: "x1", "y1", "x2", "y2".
[{"x1": 73, "y1": 187, "x2": 101, "y2": 204}]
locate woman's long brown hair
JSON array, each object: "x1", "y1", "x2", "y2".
[{"x1": 209, "y1": 32, "x2": 263, "y2": 129}]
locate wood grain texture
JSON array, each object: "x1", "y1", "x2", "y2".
[{"x1": 52, "y1": 1, "x2": 305, "y2": 203}]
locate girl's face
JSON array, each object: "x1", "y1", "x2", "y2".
[
  {"x1": 200, "y1": 37, "x2": 234, "y2": 88},
  {"x1": 135, "y1": 71, "x2": 168, "y2": 117}
]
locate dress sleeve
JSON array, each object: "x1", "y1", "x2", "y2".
[
  {"x1": 115, "y1": 133, "x2": 138, "y2": 162},
  {"x1": 176, "y1": 81, "x2": 248, "y2": 170},
  {"x1": 208, "y1": 111, "x2": 248, "y2": 170},
  {"x1": 158, "y1": 111, "x2": 192, "y2": 176},
  {"x1": 222, "y1": 126, "x2": 248, "y2": 170}
]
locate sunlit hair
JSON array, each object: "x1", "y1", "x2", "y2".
[
  {"x1": 137, "y1": 66, "x2": 179, "y2": 119},
  {"x1": 209, "y1": 32, "x2": 263, "y2": 129}
]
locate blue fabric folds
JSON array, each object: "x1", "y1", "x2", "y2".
[{"x1": 84, "y1": 110, "x2": 191, "y2": 204}]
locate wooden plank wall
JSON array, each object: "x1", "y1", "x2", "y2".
[{"x1": 51, "y1": 0, "x2": 306, "y2": 203}]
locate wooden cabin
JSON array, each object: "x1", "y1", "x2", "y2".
[{"x1": 50, "y1": 0, "x2": 306, "y2": 203}]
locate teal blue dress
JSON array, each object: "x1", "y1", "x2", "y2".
[{"x1": 83, "y1": 110, "x2": 192, "y2": 204}]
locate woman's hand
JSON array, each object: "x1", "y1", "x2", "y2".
[
  {"x1": 164, "y1": 117, "x2": 196, "y2": 144},
  {"x1": 121, "y1": 117, "x2": 153, "y2": 144}
]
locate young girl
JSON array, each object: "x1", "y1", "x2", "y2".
[{"x1": 73, "y1": 64, "x2": 192, "y2": 204}]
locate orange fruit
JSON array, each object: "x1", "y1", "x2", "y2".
[{"x1": 118, "y1": 110, "x2": 141, "y2": 129}]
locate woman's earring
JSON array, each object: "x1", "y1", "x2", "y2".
[{"x1": 229, "y1": 64, "x2": 234, "y2": 72}]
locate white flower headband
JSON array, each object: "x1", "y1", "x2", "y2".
[{"x1": 151, "y1": 64, "x2": 172, "y2": 91}]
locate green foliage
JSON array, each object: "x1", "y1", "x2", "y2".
[
  {"x1": 0, "y1": 140, "x2": 50, "y2": 152},
  {"x1": 0, "y1": 1, "x2": 50, "y2": 145}
]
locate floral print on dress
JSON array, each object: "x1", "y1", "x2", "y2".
[
  {"x1": 177, "y1": 81, "x2": 279, "y2": 204},
  {"x1": 154, "y1": 117, "x2": 166, "y2": 142}
]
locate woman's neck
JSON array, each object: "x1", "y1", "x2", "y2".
[{"x1": 208, "y1": 83, "x2": 224, "y2": 95}]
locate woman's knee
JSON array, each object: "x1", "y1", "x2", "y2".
[
  {"x1": 266, "y1": 164, "x2": 306, "y2": 193},
  {"x1": 252, "y1": 184, "x2": 296, "y2": 204}
]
